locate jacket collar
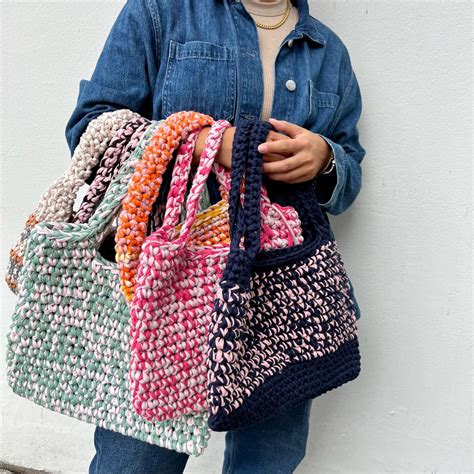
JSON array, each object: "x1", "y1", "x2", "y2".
[{"x1": 220, "y1": 0, "x2": 326, "y2": 46}]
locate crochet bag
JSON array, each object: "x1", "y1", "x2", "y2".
[
  {"x1": 116, "y1": 110, "x2": 304, "y2": 304},
  {"x1": 128, "y1": 120, "x2": 232, "y2": 423},
  {"x1": 5, "y1": 120, "x2": 212, "y2": 456},
  {"x1": 207, "y1": 118, "x2": 361, "y2": 431},
  {"x1": 5, "y1": 109, "x2": 140, "y2": 294},
  {"x1": 125, "y1": 119, "x2": 305, "y2": 423},
  {"x1": 115, "y1": 110, "x2": 215, "y2": 302}
]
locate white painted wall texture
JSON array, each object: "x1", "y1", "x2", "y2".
[{"x1": 1, "y1": 1, "x2": 472, "y2": 472}]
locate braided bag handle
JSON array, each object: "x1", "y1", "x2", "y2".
[
  {"x1": 222, "y1": 119, "x2": 272, "y2": 286},
  {"x1": 35, "y1": 109, "x2": 139, "y2": 221},
  {"x1": 35, "y1": 120, "x2": 162, "y2": 245},
  {"x1": 115, "y1": 110, "x2": 214, "y2": 302},
  {"x1": 5, "y1": 109, "x2": 139, "y2": 293},
  {"x1": 161, "y1": 120, "x2": 232, "y2": 243},
  {"x1": 73, "y1": 116, "x2": 150, "y2": 223},
  {"x1": 211, "y1": 128, "x2": 301, "y2": 250},
  {"x1": 162, "y1": 122, "x2": 232, "y2": 234},
  {"x1": 160, "y1": 130, "x2": 203, "y2": 232}
]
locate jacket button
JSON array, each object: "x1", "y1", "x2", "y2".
[
  {"x1": 288, "y1": 39, "x2": 294, "y2": 47},
  {"x1": 285, "y1": 79, "x2": 296, "y2": 92}
]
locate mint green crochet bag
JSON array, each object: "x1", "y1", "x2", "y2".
[{"x1": 6, "y1": 120, "x2": 211, "y2": 456}]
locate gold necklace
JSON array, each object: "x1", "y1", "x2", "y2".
[{"x1": 253, "y1": 0, "x2": 291, "y2": 30}]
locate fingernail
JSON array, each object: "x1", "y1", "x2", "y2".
[{"x1": 258, "y1": 144, "x2": 267, "y2": 153}]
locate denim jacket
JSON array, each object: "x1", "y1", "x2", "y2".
[{"x1": 65, "y1": 0, "x2": 365, "y2": 319}]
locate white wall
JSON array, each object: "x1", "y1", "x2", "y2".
[{"x1": 1, "y1": 1, "x2": 472, "y2": 472}]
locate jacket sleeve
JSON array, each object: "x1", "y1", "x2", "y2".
[
  {"x1": 312, "y1": 60, "x2": 366, "y2": 216},
  {"x1": 64, "y1": 0, "x2": 160, "y2": 159}
]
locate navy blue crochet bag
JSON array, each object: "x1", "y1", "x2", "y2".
[{"x1": 207, "y1": 118, "x2": 361, "y2": 431}]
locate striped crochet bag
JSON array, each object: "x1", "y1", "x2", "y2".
[
  {"x1": 207, "y1": 118, "x2": 361, "y2": 431},
  {"x1": 5, "y1": 120, "x2": 212, "y2": 456}
]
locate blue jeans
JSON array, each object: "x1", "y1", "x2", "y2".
[{"x1": 89, "y1": 399, "x2": 313, "y2": 474}]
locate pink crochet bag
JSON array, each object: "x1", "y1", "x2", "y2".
[
  {"x1": 126, "y1": 120, "x2": 305, "y2": 422},
  {"x1": 129, "y1": 120, "x2": 231, "y2": 422}
]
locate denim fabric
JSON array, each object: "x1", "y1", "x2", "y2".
[
  {"x1": 89, "y1": 399, "x2": 313, "y2": 474},
  {"x1": 65, "y1": 0, "x2": 364, "y2": 316}
]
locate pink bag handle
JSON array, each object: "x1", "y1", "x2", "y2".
[
  {"x1": 155, "y1": 120, "x2": 231, "y2": 244},
  {"x1": 160, "y1": 130, "x2": 200, "y2": 230},
  {"x1": 162, "y1": 121, "x2": 232, "y2": 232}
]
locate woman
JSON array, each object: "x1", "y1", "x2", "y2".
[{"x1": 65, "y1": 0, "x2": 366, "y2": 472}]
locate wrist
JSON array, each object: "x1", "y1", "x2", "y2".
[
  {"x1": 192, "y1": 126, "x2": 211, "y2": 165},
  {"x1": 317, "y1": 138, "x2": 335, "y2": 176},
  {"x1": 214, "y1": 127, "x2": 234, "y2": 168},
  {"x1": 320, "y1": 150, "x2": 335, "y2": 175}
]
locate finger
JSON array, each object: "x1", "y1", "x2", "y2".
[
  {"x1": 262, "y1": 152, "x2": 289, "y2": 162},
  {"x1": 261, "y1": 133, "x2": 294, "y2": 157},
  {"x1": 262, "y1": 155, "x2": 304, "y2": 174},
  {"x1": 266, "y1": 167, "x2": 313, "y2": 183},
  {"x1": 268, "y1": 118, "x2": 305, "y2": 138},
  {"x1": 285, "y1": 174, "x2": 314, "y2": 184},
  {"x1": 258, "y1": 138, "x2": 301, "y2": 156},
  {"x1": 266, "y1": 130, "x2": 290, "y2": 141}
]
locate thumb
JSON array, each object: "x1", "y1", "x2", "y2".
[{"x1": 268, "y1": 118, "x2": 304, "y2": 138}]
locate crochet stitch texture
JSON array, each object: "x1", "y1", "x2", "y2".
[
  {"x1": 126, "y1": 118, "x2": 305, "y2": 423},
  {"x1": 6, "y1": 120, "x2": 211, "y2": 456},
  {"x1": 116, "y1": 110, "x2": 215, "y2": 302},
  {"x1": 5, "y1": 109, "x2": 139, "y2": 294},
  {"x1": 207, "y1": 118, "x2": 361, "y2": 431},
  {"x1": 73, "y1": 116, "x2": 150, "y2": 223},
  {"x1": 129, "y1": 120, "x2": 232, "y2": 422}
]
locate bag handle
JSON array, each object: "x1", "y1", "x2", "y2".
[
  {"x1": 115, "y1": 110, "x2": 214, "y2": 301},
  {"x1": 227, "y1": 119, "x2": 255, "y2": 251},
  {"x1": 161, "y1": 120, "x2": 231, "y2": 236},
  {"x1": 73, "y1": 116, "x2": 150, "y2": 223},
  {"x1": 239, "y1": 120, "x2": 272, "y2": 257},
  {"x1": 4, "y1": 109, "x2": 140, "y2": 293},
  {"x1": 35, "y1": 121, "x2": 161, "y2": 243},
  {"x1": 36, "y1": 109, "x2": 139, "y2": 222},
  {"x1": 172, "y1": 120, "x2": 231, "y2": 244},
  {"x1": 159, "y1": 130, "x2": 200, "y2": 231},
  {"x1": 223, "y1": 119, "x2": 273, "y2": 286}
]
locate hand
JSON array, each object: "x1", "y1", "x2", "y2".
[
  {"x1": 193, "y1": 125, "x2": 290, "y2": 168},
  {"x1": 258, "y1": 118, "x2": 333, "y2": 184}
]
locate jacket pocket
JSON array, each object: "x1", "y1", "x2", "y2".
[
  {"x1": 307, "y1": 80, "x2": 341, "y2": 136},
  {"x1": 162, "y1": 40, "x2": 237, "y2": 121}
]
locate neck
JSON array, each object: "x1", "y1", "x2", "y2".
[{"x1": 241, "y1": 0, "x2": 289, "y2": 16}]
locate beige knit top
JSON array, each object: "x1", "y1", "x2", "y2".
[{"x1": 241, "y1": 0, "x2": 299, "y2": 121}]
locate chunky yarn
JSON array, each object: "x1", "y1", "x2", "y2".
[
  {"x1": 207, "y1": 118, "x2": 361, "y2": 431},
  {"x1": 129, "y1": 117, "x2": 305, "y2": 423},
  {"x1": 5, "y1": 109, "x2": 139, "y2": 294},
  {"x1": 129, "y1": 120, "x2": 232, "y2": 422},
  {"x1": 73, "y1": 116, "x2": 150, "y2": 223},
  {"x1": 6, "y1": 119, "x2": 212, "y2": 456},
  {"x1": 116, "y1": 110, "x2": 214, "y2": 302}
]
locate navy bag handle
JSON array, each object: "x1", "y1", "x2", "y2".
[
  {"x1": 227, "y1": 117, "x2": 336, "y2": 274},
  {"x1": 223, "y1": 118, "x2": 272, "y2": 287}
]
